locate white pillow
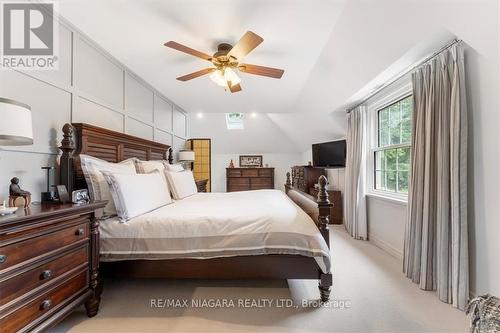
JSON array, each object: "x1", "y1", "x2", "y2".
[
  {"x1": 165, "y1": 163, "x2": 184, "y2": 172},
  {"x1": 135, "y1": 160, "x2": 166, "y2": 173},
  {"x1": 80, "y1": 155, "x2": 137, "y2": 216},
  {"x1": 135, "y1": 160, "x2": 173, "y2": 196},
  {"x1": 103, "y1": 171, "x2": 172, "y2": 222},
  {"x1": 165, "y1": 170, "x2": 198, "y2": 199}
]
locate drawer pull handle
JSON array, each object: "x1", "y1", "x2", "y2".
[
  {"x1": 75, "y1": 228, "x2": 84, "y2": 236},
  {"x1": 40, "y1": 299, "x2": 52, "y2": 310},
  {"x1": 0, "y1": 255, "x2": 6, "y2": 263},
  {"x1": 41, "y1": 270, "x2": 52, "y2": 280}
]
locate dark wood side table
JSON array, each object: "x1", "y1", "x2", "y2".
[
  {"x1": 195, "y1": 179, "x2": 209, "y2": 192},
  {"x1": 0, "y1": 201, "x2": 106, "y2": 333}
]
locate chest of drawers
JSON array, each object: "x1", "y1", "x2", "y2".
[
  {"x1": 0, "y1": 202, "x2": 106, "y2": 333},
  {"x1": 226, "y1": 168, "x2": 274, "y2": 192},
  {"x1": 291, "y1": 166, "x2": 326, "y2": 193}
]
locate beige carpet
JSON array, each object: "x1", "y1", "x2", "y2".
[{"x1": 51, "y1": 226, "x2": 468, "y2": 333}]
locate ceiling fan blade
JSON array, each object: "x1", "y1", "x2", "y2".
[
  {"x1": 227, "y1": 31, "x2": 264, "y2": 61},
  {"x1": 238, "y1": 63, "x2": 284, "y2": 79},
  {"x1": 164, "y1": 41, "x2": 212, "y2": 61},
  {"x1": 229, "y1": 82, "x2": 242, "y2": 93},
  {"x1": 176, "y1": 68, "x2": 215, "y2": 81}
]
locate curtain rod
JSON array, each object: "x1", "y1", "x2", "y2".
[{"x1": 346, "y1": 38, "x2": 462, "y2": 114}]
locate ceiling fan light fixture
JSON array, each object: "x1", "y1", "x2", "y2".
[
  {"x1": 224, "y1": 68, "x2": 241, "y2": 87},
  {"x1": 165, "y1": 31, "x2": 285, "y2": 94},
  {"x1": 209, "y1": 69, "x2": 228, "y2": 88}
]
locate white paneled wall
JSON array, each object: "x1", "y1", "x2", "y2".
[{"x1": 0, "y1": 17, "x2": 187, "y2": 202}]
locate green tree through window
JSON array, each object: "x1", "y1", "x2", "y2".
[{"x1": 374, "y1": 95, "x2": 412, "y2": 194}]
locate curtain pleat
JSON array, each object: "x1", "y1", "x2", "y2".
[
  {"x1": 344, "y1": 106, "x2": 367, "y2": 240},
  {"x1": 403, "y1": 44, "x2": 468, "y2": 310}
]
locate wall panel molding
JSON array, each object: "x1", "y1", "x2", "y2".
[{"x1": 0, "y1": 15, "x2": 189, "y2": 202}]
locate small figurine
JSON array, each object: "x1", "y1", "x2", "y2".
[
  {"x1": 9, "y1": 177, "x2": 31, "y2": 208},
  {"x1": 229, "y1": 159, "x2": 235, "y2": 168}
]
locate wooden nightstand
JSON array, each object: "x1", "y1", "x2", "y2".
[
  {"x1": 0, "y1": 201, "x2": 106, "y2": 333},
  {"x1": 195, "y1": 179, "x2": 209, "y2": 192}
]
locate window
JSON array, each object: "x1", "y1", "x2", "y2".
[
  {"x1": 225, "y1": 113, "x2": 244, "y2": 130},
  {"x1": 374, "y1": 95, "x2": 412, "y2": 195}
]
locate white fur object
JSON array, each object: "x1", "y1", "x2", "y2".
[
  {"x1": 103, "y1": 171, "x2": 172, "y2": 222},
  {"x1": 79, "y1": 154, "x2": 137, "y2": 216},
  {"x1": 165, "y1": 170, "x2": 197, "y2": 199}
]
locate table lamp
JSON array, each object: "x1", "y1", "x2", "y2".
[
  {"x1": 178, "y1": 150, "x2": 195, "y2": 170},
  {"x1": 0, "y1": 97, "x2": 33, "y2": 146}
]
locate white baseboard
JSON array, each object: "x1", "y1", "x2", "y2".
[{"x1": 369, "y1": 234, "x2": 403, "y2": 261}]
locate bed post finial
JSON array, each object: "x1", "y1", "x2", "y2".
[
  {"x1": 168, "y1": 147, "x2": 174, "y2": 164},
  {"x1": 317, "y1": 175, "x2": 333, "y2": 302},
  {"x1": 317, "y1": 175, "x2": 332, "y2": 238},
  {"x1": 60, "y1": 123, "x2": 76, "y2": 194}
]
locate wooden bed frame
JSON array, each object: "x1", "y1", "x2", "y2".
[{"x1": 59, "y1": 123, "x2": 333, "y2": 313}]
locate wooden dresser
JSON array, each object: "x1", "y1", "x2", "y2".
[
  {"x1": 0, "y1": 201, "x2": 106, "y2": 333},
  {"x1": 291, "y1": 166, "x2": 326, "y2": 193},
  {"x1": 226, "y1": 167, "x2": 274, "y2": 192},
  {"x1": 309, "y1": 187, "x2": 343, "y2": 224},
  {"x1": 287, "y1": 165, "x2": 344, "y2": 225}
]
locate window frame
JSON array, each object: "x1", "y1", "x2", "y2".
[{"x1": 366, "y1": 82, "x2": 412, "y2": 203}]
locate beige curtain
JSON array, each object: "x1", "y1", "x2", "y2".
[
  {"x1": 404, "y1": 43, "x2": 468, "y2": 310},
  {"x1": 345, "y1": 106, "x2": 367, "y2": 240}
]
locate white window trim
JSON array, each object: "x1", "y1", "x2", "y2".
[{"x1": 366, "y1": 81, "x2": 412, "y2": 203}]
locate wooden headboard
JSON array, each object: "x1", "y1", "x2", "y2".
[{"x1": 59, "y1": 123, "x2": 172, "y2": 193}]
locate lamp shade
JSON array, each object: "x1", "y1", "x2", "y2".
[
  {"x1": 178, "y1": 150, "x2": 195, "y2": 162},
  {"x1": 0, "y1": 98, "x2": 33, "y2": 146}
]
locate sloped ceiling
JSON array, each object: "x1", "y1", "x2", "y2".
[
  {"x1": 58, "y1": 0, "x2": 497, "y2": 154},
  {"x1": 57, "y1": 0, "x2": 345, "y2": 114},
  {"x1": 188, "y1": 113, "x2": 298, "y2": 154}
]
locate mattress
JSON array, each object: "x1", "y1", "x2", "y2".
[{"x1": 99, "y1": 189, "x2": 331, "y2": 272}]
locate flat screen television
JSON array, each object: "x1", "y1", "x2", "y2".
[{"x1": 312, "y1": 140, "x2": 346, "y2": 167}]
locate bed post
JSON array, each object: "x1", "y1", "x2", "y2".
[
  {"x1": 59, "y1": 123, "x2": 76, "y2": 194},
  {"x1": 317, "y1": 175, "x2": 333, "y2": 302},
  {"x1": 168, "y1": 147, "x2": 174, "y2": 164}
]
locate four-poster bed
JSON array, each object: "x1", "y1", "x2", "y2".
[{"x1": 59, "y1": 123, "x2": 333, "y2": 316}]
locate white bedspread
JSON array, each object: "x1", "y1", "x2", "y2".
[{"x1": 99, "y1": 189, "x2": 331, "y2": 272}]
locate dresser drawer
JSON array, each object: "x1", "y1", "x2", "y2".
[
  {"x1": 241, "y1": 169, "x2": 258, "y2": 177},
  {"x1": 0, "y1": 270, "x2": 88, "y2": 333},
  {"x1": 0, "y1": 245, "x2": 88, "y2": 307},
  {"x1": 251, "y1": 177, "x2": 273, "y2": 186},
  {"x1": 258, "y1": 169, "x2": 273, "y2": 177},
  {"x1": 0, "y1": 221, "x2": 89, "y2": 271},
  {"x1": 228, "y1": 178, "x2": 250, "y2": 186},
  {"x1": 227, "y1": 185, "x2": 250, "y2": 192},
  {"x1": 227, "y1": 169, "x2": 242, "y2": 177}
]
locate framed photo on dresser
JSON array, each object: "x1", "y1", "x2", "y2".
[{"x1": 239, "y1": 155, "x2": 263, "y2": 167}]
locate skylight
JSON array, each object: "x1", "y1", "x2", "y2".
[{"x1": 225, "y1": 113, "x2": 244, "y2": 130}]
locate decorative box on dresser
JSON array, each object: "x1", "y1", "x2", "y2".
[
  {"x1": 0, "y1": 201, "x2": 106, "y2": 333},
  {"x1": 226, "y1": 167, "x2": 274, "y2": 192}
]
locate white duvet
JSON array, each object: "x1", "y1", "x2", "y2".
[{"x1": 99, "y1": 189, "x2": 331, "y2": 272}]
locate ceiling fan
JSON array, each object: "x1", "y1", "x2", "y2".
[{"x1": 164, "y1": 31, "x2": 284, "y2": 93}]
